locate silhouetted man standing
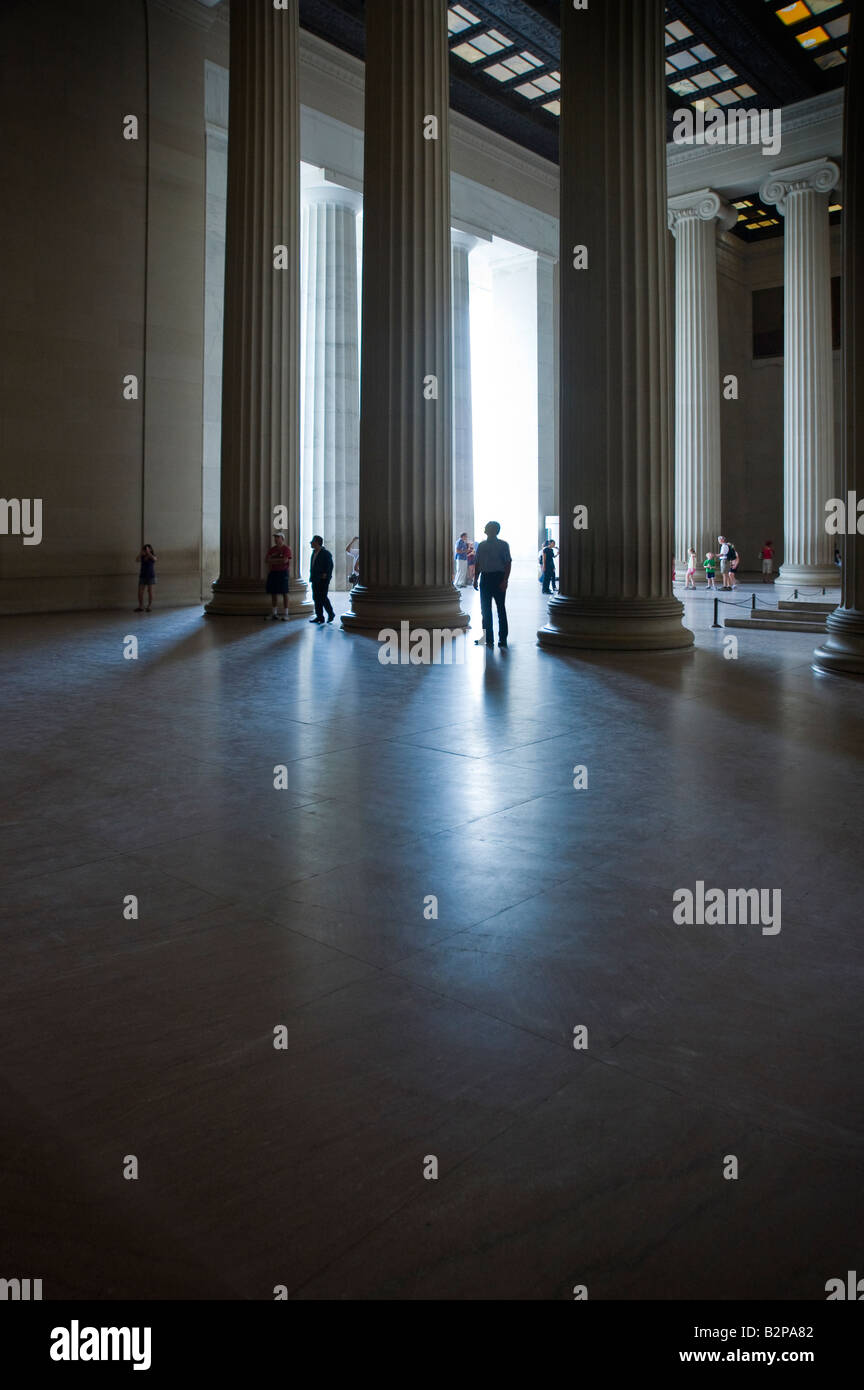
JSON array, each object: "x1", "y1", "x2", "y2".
[
  {"x1": 309, "y1": 535, "x2": 335, "y2": 624},
  {"x1": 473, "y1": 521, "x2": 512, "y2": 648}
]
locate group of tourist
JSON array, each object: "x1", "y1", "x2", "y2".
[
  {"x1": 681, "y1": 536, "x2": 775, "y2": 591},
  {"x1": 454, "y1": 534, "x2": 476, "y2": 586},
  {"x1": 132, "y1": 525, "x2": 786, "y2": 617},
  {"x1": 128, "y1": 521, "x2": 559, "y2": 651}
]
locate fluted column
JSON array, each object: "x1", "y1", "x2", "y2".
[
  {"x1": 814, "y1": 40, "x2": 864, "y2": 676},
  {"x1": 451, "y1": 229, "x2": 477, "y2": 547},
  {"x1": 301, "y1": 184, "x2": 362, "y2": 590},
  {"x1": 342, "y1": 0, "x2": 466, "y2": 632},
  {"x1": 668, "y1": 190, "x2": 737, "y2": 571},
  {"x1": 205, "y1": 0, "x2": 309, "y2": 616},
  {"x1": 539, "y1": 0, "x2": 692, "y2": 650},
  {"x1": 761, "y1": 158, "x2": 840, "y2": 589},
  {"x1": 537, "y1": 252, "x2": 559, "y2": 549}
]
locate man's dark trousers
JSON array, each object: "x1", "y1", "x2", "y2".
[
  {"x1": 309, "y1": 546, "x2": 335, "y2": 621},
  {"x1": 312, "y1": 579, "x2": 334, "y2": 622},
  {"x1": 479, "y1": 572, "x2": 508, "y2": 645}
]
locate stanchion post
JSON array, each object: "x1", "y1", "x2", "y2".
[{"x1": 711, "y1": 597, "x2": 721, "y2": 628}]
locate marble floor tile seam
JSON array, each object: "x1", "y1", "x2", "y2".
[
  {"x1": 245, "y1": 901, "x2": 472, "y2": 973},
  {"x1": 419, "y1": 793, "x2": 565, "y2": 839},
  {"x1": 277, "y1": 868, "x2": 562, "y2": 938},
  {"x1": 15, "y1": 763, "x2": 326, "y2": 808},
  {"x1": 0, "y1": 859, "x2": 233, "y2": 917},
  {"x1": 0, "y1": 904, "x2": 357, "y2": 994},
  {"x1": 597, "y1": 1046, "x2": 864, "y2": 1155},
  {"x1": 135, "y1": 947, "x2": 596, "y2": 1086},
  {"x1": 583, "y1": 1050, "x2": 864, "y2": 1166},
  {"x1": 376, "y1": 951, "x2": 630, "y2": 1057},
  {"x1": 121, "y1": 827, "x2": 442, "y2": 899},
  {"x1": 387, "y1": 731, "x2": 583, "y2": 762},
  {"x1": 281, "y1": 1066, "x2": 599, "y2": 1300},
  {"x1": 0, "y1": 844, "x2": 128, "y2": 891},
  {"x1": 55, "y1": 800, "x2": 327, "y2": 854}
]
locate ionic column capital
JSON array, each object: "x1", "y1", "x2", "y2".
[
  {"x1": 302, "y1": 183, "x2": 363, "y2": 215},
  {"x1": 667, "y1": 189, "x2": 737, "y2": 235},
  {"x1": 451, "y1": 228, "x2": 483, "y2": 258},
  {"x1": 759, "y1": 158, "x2": 840, "y2": 214}
]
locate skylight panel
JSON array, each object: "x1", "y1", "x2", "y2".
[
  {"x1": 777, "y1": 2, "x2": 810, "y2": 23},
  {"x1": 543, "y1": 99, "x2": 561, "y2": 116},
  {"x1": 484, "y1": 63, "x2": 514, "y2": 81},
  {"x1": 668, "y1": 50, "x2": 699, "y2": 69},
  {"x1": 797, "y1": 25, "x2": 830, "y2": 47},
  {"x1": 448, "y1": 5, "x2": 479, "y2": 34},
  {"x1": 503, "y1": 52, "x2": 542, "y2": 74},
  {"x1": 666, "y1": 19, "x2": 693, "y2": 41},
  {"x1": 815, "y1": 47, "x2": 846, "y2": 67},
  {"x1": 453, "y1": 41, "x2": 485, "y2": 63},
  {"x1": 472, "y1": 31, "x2": 509, "y2": 55}
]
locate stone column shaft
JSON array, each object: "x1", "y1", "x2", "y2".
[
  {"x1": 206, "y1": 0, "x2": 309, "y2": 616},
  {"x1": 451, "y1": 230, "x2": 476, "y2": 547},
  {"x1": 537, "y1": 252, "x2": 559, "y2": 549},
  {"x1": 668, "y1": 190, "x2": 736, "y2": 570},
  {"x1": 342, "y1": 0, "x2": 466, "y2": 631},
  {"x1": 301, "y1": 184, "x2": 362, "y2": 590},
  {"x1": 539, "y1": 0, "x2": 691, "y2": 650},
  {"x1": 761, "y1": 158, "x2": 840, "y2": 588},
  {"x1": 814, "y1": 37, "x2": 864, "y2": 675}
]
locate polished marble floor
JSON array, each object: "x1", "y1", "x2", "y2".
[{"x1": 1, "y1": 579, "x2": 862, "y2": 1300}]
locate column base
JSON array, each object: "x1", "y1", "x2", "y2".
[
  {"x1": 204, "y1": 577, "x2": 312, "y2": 617},
  {"x1": 812, "y1": 607, "x2": 864, "y2": 677},
  {"x1": 777, "y1": 564, "x2": 839, "y2": 591},
  {"x1": 341, "y1": 584, "x2": 469, "y2": 633},
  {"x1": 538, "y1": 594, "x2": 694, "y2": 651}
]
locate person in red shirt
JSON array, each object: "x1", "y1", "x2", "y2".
[
  {"x1": 265, "y1": 532, "x2": 292, "y2": 620},
  {"x1": 761, "y1": 540, "x2": 774, "y2": 583}
]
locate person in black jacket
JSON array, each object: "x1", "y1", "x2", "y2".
[{"x1": 309, "y1": 535, "x2": 335, "y2": 624}]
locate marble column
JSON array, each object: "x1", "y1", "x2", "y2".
[
  {"x1": 537, "y1": 252, "x2": 559, "y2": 549},
  {"x1": 668, "y1": 190, "x2": 736, "y2": 572},
  {"x1": 451, "y1": 230, "x2": 477, "y2": 549},
  {"x1": 814, "y1": 50, "x2": 864, "y2": 675},
  {"x1": 342, "y1": 0, "x2": 466, "y2": 632},
  {"x1": 301, "y1": 184, "x2": 362, "y2": 590},
  {"x1": 539, "y1": 0, "x2": 692, "y2": 650},
  {"x1": 205, "y1": 0, "x2": 310, "y2": 616},
  {"x1": 760, "y1": 158, "x2": 840, "y2": 589}
]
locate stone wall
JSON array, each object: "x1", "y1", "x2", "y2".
[{"x1": 0, "y1": 0, "x2": 228, "y2": 614}]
